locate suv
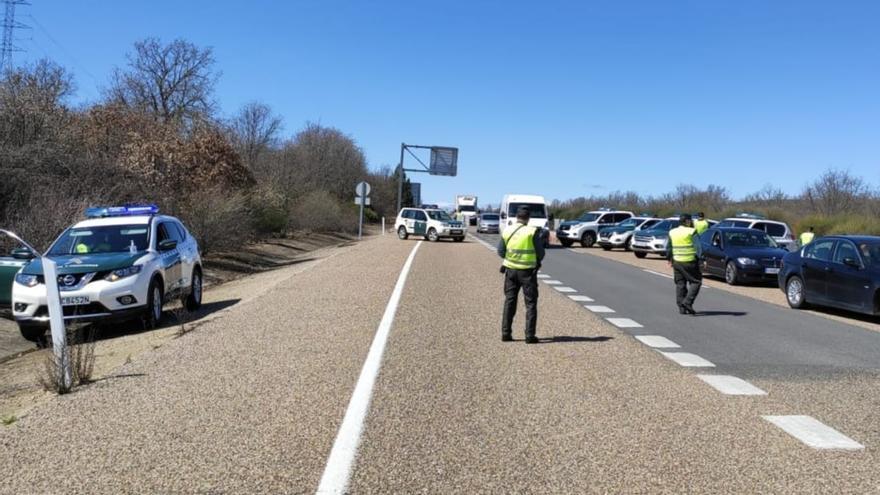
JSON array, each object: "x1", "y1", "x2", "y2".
[
  {"x1": 11, "y1": 205, "x2": 203, "y2": 343},
  {"x1": 715, "y1": 215, "x2": 796, "y2": 251},
  {"x1": 556, "y1": 209, "x2": 634, "y2": 248},
  {"x1": 630, "y1": 218, "x2": 680, "y2": 258},
  {"x1": 597, "y1": 217, "x2": 662, "y2": 251},
  {"x1": 395, "y1": 208, "x2": 465, "y2": 242}
]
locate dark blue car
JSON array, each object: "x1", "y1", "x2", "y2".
[
  {"x1": 700, "y1": 227, "x2": 788, "y2": 285},
  {"x1": 779, "y1": 235, "x2": 880, "y2": 316}
]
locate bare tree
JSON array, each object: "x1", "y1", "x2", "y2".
[
  {"x1": 743, "y1": 184, "x2": 788, "y2": 207},
  {"x1": 0, "y1": 58, "x2": 74, "y2": 147},
  {"x1": 229, "y1": 101, "x2": 283, "y2": 169},
  {"x1": 802, "y1": 169, "x2": 870, "y2": 215},
  {"x1": 107, "y1": 38, "x2": 218, "y2": 125}
]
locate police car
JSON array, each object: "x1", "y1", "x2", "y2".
[
  {"x1": 394, "y1": 207, "x2": 466, "y2": 242},
  {"x1": 11, "y1": 205, "x2": 203, "y2": 342}
]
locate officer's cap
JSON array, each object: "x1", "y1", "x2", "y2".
[
  {"x1": 680, "y1": 213, "x2": 692, "y2": 222},
  {"x1": 516, "y1": 207, "x2": 531, "y2": 219}
]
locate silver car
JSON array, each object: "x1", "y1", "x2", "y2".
[{"x1": 477, "y1": 213, "x2": 500, "y2": 233}]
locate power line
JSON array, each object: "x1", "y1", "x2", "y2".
[
  {"x1": 1, "y1": 0, "x2": 29, "y2": 71},
  {"x1": 27, "y1": 13, "x2": 99, "y2": 85}
]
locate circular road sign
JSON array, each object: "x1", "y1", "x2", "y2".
[{"x1": 355, "y1": 181, "x2": 371, "y2": 197}]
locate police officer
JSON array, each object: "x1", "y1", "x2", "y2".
[
  {"x1": 497, "y1": 207, "x2": 546, "y2": 343},
  {"x1": 799, "y1": 226, "x2": 815, "y2": 247},
  {"x1": 694, "y1": 212, "x2": 710, "y2": 236},
  {"x1": 667, "y1": 214, "x2": 702, "y2": 315}
]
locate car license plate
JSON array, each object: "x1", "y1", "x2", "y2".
[
  {"x1": 60, "y1": 296, "x2": 90, "y2": 306},
  {"x1": 451, "y1": 230, "x2": 462, "y2": 235},
  {"x1": 764, "y1": 268, "x2": 780, "y2": 275}
]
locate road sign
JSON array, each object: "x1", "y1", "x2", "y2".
[
  {"x1": 429, "y1": 147, "x2": 458, "y2": 176},
  {"x1": 355, "y1": 181, "x2": 371, "y2": 197},
  {"x1": 354, "y1": 197, "x2": 371, "y2": 206}
]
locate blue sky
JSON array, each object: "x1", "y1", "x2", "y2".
[{"x1": 15, "y1": 0, "x2": 880, "y2": 208}]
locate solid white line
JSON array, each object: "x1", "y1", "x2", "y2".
[
  {"x1": 658, "y1": 351, "x2": 715, "y2": 367},
  {"x1": 697, "y1": 375, "x2": 767, "y2": 396},
  {"x1": 543, "y1": 280, "x2": 562, "y2": 285},
  {"x1": 468, "y1": 234, "x2": 496, "y2": 252},
  {"x1": 634, "y1": 335, "x2": 680, "y2": 348},
  {"x1": 568, "y1": 295, "x2": 594, "y2": 302},
  {"x1": 554, "y1": 286, "x2": 577, "y2": 293},
  {"x1": 316, "y1": 241, "x2": 423, "y2": 494},
  {"x1": 605, "y1": 318, "x2": 643, "y2": 328},
  {"x1": 643, "y1": 269, "x2": 674, "y2": 280},
  {"x1": 584, "y1": 305, "x2": 615, "y2": 313},
  {"x1": 763, "y1": 415, "x2": 864, "y2": 450}
]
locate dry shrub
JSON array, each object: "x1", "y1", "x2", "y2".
[
  {"x1": 175, "y1": 188, "x2": 253, "y2": 256},
  {"x1": 37, "y1": 326, "x2": 95, "y2": 393},
  {"x1": 249, "y1": 184, "x2": 290, "y2": 234},
  {"x1": 291, "y1": 190, "x2": 357, "y2": 233},
  {"x1": 2, "y1": 186, "x2": 92, "y2": 252}
]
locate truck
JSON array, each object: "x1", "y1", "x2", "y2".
[{"x1": 454, "y1": 195, "x2": 479, "y2": 226}]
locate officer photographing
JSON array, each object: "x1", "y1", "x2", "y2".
[
  {"x1": 497, "y1": 207, "x2": 546, "y2": 344},
  {"x1": 667, "y1": 214, "x2": 702, "y2": 315},
  {"x1": 694, "y1": 212, "x2": 710, "y2": 235}
]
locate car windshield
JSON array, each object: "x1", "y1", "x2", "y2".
[
  {"x1": 724, "y1": 231, "x2": 776, "y2": 248},
  {"x1": 48, "y1": 225, "x2": 150, "y2": 255},
  {"x1": 481, "y1": 214, "x2": 499, "y2": 220},
  {"x1": 577, "y1": 213, "x2": 600, "y2": 222},
  {"x1": 509, "y1": 203, "x2": 547, "y2": 219},
  {"x1": 858, "y1": 242, "x2": 880, "y2": 267},
  {"x1": 618, "y1": 218, "x2": 640, "y2": 227},
  {"x1": 651, "y1": 220, "x2": 679, "y2": 232},
  {"x1": 458, "y1": 205, "x2": 476, "y2": 212},
  {"x1": 427, "y1": 210, "x2": 452, "y2": 221}
]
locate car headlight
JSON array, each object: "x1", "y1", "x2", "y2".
[
  {"x1": 106, "y1": 265, "x2": 143, "y2": 282},
  {"x1": 14, "y1": 273, "x2": 39, "y2": 287},
  {"x1": 737, "y1": 257, "x2": 757, "y2": 266}
]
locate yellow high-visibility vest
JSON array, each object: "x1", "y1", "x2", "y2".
[
  {"x1": 669, "y1": 226, "x2": 697, "y2": 263},
  {"x1": 502, "y1": 225, "x2": 538, "y2": 270},
  {"x1": 799, "y1": 232, "x2": 815, "y2": 246},
  {"x1": 694, "y1": 219, "x2": 709, "y2": 235}
]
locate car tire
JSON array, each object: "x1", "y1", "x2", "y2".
[
  {"x1": 634, "y1": 251, "x2": 647, "y2": 259},
  {"x1": 453, "y1": 236, "x2": 464, "y2": 242},
  {"x1": 144, "y1": 278, "x2": 164, "y2": 329},
  {"x1": 397, "y1": 226, "x2": 408, "y2": 240},
  {"x1": 18, "y1": 325, "x2": 47, "y2": 346},
  {"x1": 427, "y1": 228, "x2": 439, "y2": 242},
  {"x1": 559, "y1": 239, "x2": 573, "y2": 248},
  {"x1": 184, "y1": 268, "x2": 203, "y2": 311},
  {"x1": 580, "y1": 232, "x2": 596, "y2": 248},
  {"x1": 786, "y1": 276, "x2": 808, "y2": 309},
  {"x1": 725, "y1": 261, "x2": 739, "y2": 285},
  {"x1": 625, "y1": 240, "x2": 633, "y2": 251}
]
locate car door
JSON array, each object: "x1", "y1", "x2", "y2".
[
  {"x1": 801, "y1": 238, "x2": 835, "y2": 301},
  {"x1": 826, "y1": 240, "x2": 871, "y2": 311},
  {"x1": 156, "y1": 222, "x2": 183, "y2": 295},
  {"x1": 701, "y1": 230, "x2": 724, "y2": 275},
  {"x1": 173, "y1": 222, "x2": 196, "y2": 290},
  {"x1": 0, "y1": 233, "x2": 32, "y2": 308},
  {"x1": 412, "y1": 210, "x2": 428, "y2": 236}
]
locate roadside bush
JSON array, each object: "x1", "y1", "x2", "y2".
[
  {"x1": 249, "y1": 185, "x2": 289, "y2": 235},
  {"x1": 2, "y1": 185, "x2": 93, "y2": 251},
  {"x1": 291, "y1": 190, "x2": 357, "y2": 233},
  {"x1": 176, "y1": 188, "x2": 253, "y2": 256}
]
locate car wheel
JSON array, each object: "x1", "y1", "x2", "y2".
[
  {"x1": 453, "y1": 236, "x2": 464, "y2": 242},
  {"x1": 580, "y1": 232, "x2": 596, "y2": 248},
  {"x1": 559, "y1": 239, "x2": 573, "y2": 248},
  {"x1": 184, "y1": 268, "x2": 203, "y2": 311},
  {"x1": 397, "y1": 226, "x2": 408, "y2": 240},
  {"x1": 786, "y1": 276, "x2": 808, "y2": 309},
  {"x1": 144, "y1": 278, "x2": 164, "y2": 329},
  {"x1": 427, "y1": 228, "x2": 439, "y2": 242},
  {"x1": 725, "y1": 261, "x2": 739, "y2": 285},
  {"x1": 625, "y1": 239, "x2": 633, "y2": 251},
  {"x1": 634, "y1": 251, "x2": 647, "y2": 259},
  {"x1": 18, "y1": 325, "x2": 48, "y2": 346}
]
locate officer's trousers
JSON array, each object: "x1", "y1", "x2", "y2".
[
  {"x1": 502, "y1": 267, "x2": 538, "y2": 338},
  {"x1": 673, "y1": 261, "x2": 702, "y2": 308}
]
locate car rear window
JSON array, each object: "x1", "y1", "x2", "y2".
[
  {"x1": 481, "y1": 214, "x2": 499, "y2": 220},
  {"x1": 755, "y1": 222, "x2": 787, "y2": 237}
]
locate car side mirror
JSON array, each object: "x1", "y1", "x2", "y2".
[
  {"x1": 500, "y1": 212, "x2": 507, "y2": 219},
  {"x1": 843, "y1": 257, "x2": 861, "y2": 269},
  {"x1": 158, "y1": 239, "x2": 178, "y2": 252},
  {"x1": 11, "y1": 247, "x2": 35, "y2": 260}
]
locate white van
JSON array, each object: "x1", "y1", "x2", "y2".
[{"x1": 500, "y1": 194, "x2": 550, "y2": 232}]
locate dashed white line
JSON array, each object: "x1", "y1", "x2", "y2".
[
  {"x1": 554, "y1": 287, "x2": 577, "y2": 293},
  {"x1": 584, "y1": 305, "x2": 615, "y2": 313},
  {"x1": 763, "y1": 416, "x2": 864, "y2": 450},
  {"x1": 542, "y1": 280, "x2": 562, "y2": 285},
  {"x1": 658, "y1": 351, "x2": 715, "y2": 367},
  {"x1": 537, "y1": 274, "x2": 551, "y2": 279},
  {"x1": 697, "y1": 375, "x2": 767, "y2": 396},
  {"x1": 634, "y1": 335, "x2": 681, "y2": 348},
  {"x1": 643, "y1": 269, "x2": 674, "y2": 279},
  {"x1": 568, "y1": 295, "x2": 594, "y2": 302},
  {"x1": 605, "y1": 318, "x2": 643, "y2": 328},
  {"x1": 316, "y1": 241, "x2": 422, "y2": 494}
]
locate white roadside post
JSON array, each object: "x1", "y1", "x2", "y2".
[
  {"x1": 355, "y1": 181, "x2": 371, "y2": 240},
  {"x1": 381, "y1": 217, "x2": 385, "y2": 235},
  {"x1": 43, "y1": 257, "x2": 71, "y2": 389}
]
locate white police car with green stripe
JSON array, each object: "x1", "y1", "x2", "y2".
[
  {"x1": 12, "y1": 205, "x2": 203, "y2": 343},
  {"x1": 395, "y1": 207, "x2": 466, "y2": 242}
]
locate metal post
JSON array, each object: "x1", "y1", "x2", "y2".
[
  {"x1": 358, "y1": 197, "x2": 364, "y2": 240},
  {"x1": 43, "y1": 258, "x2": 71, "y2": 390},
  {"x1": 396, "y1": 143, "x2": 405, "y2": 212},
  {"x1": 381, "y1": 217, "x2": 385, "y2": 234}
]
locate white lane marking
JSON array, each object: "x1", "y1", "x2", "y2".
[
  {"x1": 605, "y1": 318, "x2": 643, "y2": 328},
  {"x1": 317, "y1": 241, "x2": 422, "y2": 494},
  {"x1": 658, "y1": 351, "x2": 715, "y2": 367},
  {"x1": 568, "y1": 295, "x2": 594, "y2": 302},
  {"x1": 537, "y1": 274, "x2": 551, "y2": 279},
  {"x1": 543, "y1": 280, "x2": 562, "y2": 285},
  {"x1": 634, "y1": 335, "x2": 680, "y2": 348},
  {"x1": 763, "y1": 416, "x2": 864, "y2": 450},
  {"x1": 469, "y1": 234, "x2": 496, "y2": 252},
  {"x1": 584, "y1": 305, "x2": 615, "y2": 313},
  {"x1": 697, "y1": 375, "x2": 767, "y2": 395},
  {"x1": 643, "y1": 269, "x2": 674, "y2": 279},
  {"x1": 554, "y1": 287, "x2": 577, "y2": 293}
]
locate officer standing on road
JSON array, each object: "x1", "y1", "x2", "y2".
[
  {"x1": 799, "y1": 226, "x2": 815, "y2": 247},
  {"x1": 694, "y1": 212, "x2": 710, "y2": 236},
  {"x1": 667, "y1": 214, "x2": 702, "y2": 315},
  {"x1": 497, "y1": 207, "x2": 546, "y2": 344}
]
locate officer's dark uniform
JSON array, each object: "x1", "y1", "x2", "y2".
[
  {"x1": 496, "y1": 210, "x2": 546, "y2": 343},
  {"x1": 667, "y1": 215, "x2": 702, "y2": 315}
]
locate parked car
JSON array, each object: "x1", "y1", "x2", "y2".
[
  {"x1": 477, "y1": 213, "x2": 500, "y2": 234},
  {"x1": 556, "y1": 209, "x2": 634, "y2": 248},
  {"x1": 715, "y1": 215, "x2": 797, "y2": 251},
  {"x1": 11, "y1": 205, "x2": 203, "y2": 343},
  {"x1": 395, "y1": 207, "x2": 465, "y2": 242},
  {"x1": 779, "y1": 235, "x2": 880, "y2": 315},
  {"x1": 700, "y1": 227, "x2": 788, "y2": 285},
  {"x1": 0, "y1": 230, "x2": 39, "y2": 314},
  {"x1": 597, "y1": 217, "x2": 661, "y2": 251},
  {"x1": 630, "y1": 218, "x2": 680, "y2": 258}
]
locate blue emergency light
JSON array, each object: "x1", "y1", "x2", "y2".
[{"x1": 85, "y1": 204, "x2": 160, "y2": 218}]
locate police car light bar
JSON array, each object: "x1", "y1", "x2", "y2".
[{"x1": 85, "y1": 204, "x2": 160, "y2": 218}]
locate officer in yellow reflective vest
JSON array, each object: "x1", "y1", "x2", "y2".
[
  {"x1": 799, "y1": 226, "x2": 815, "y2": 247},
  {"x1": 667, "y1": 214, "x2": 702, "y2": 315},
  {"x1": 694, "y1": 212, "x2": 710, "y2": 236},
  {"x1": 497, "y1": 207, "x2": 546, "y2": 343}
]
